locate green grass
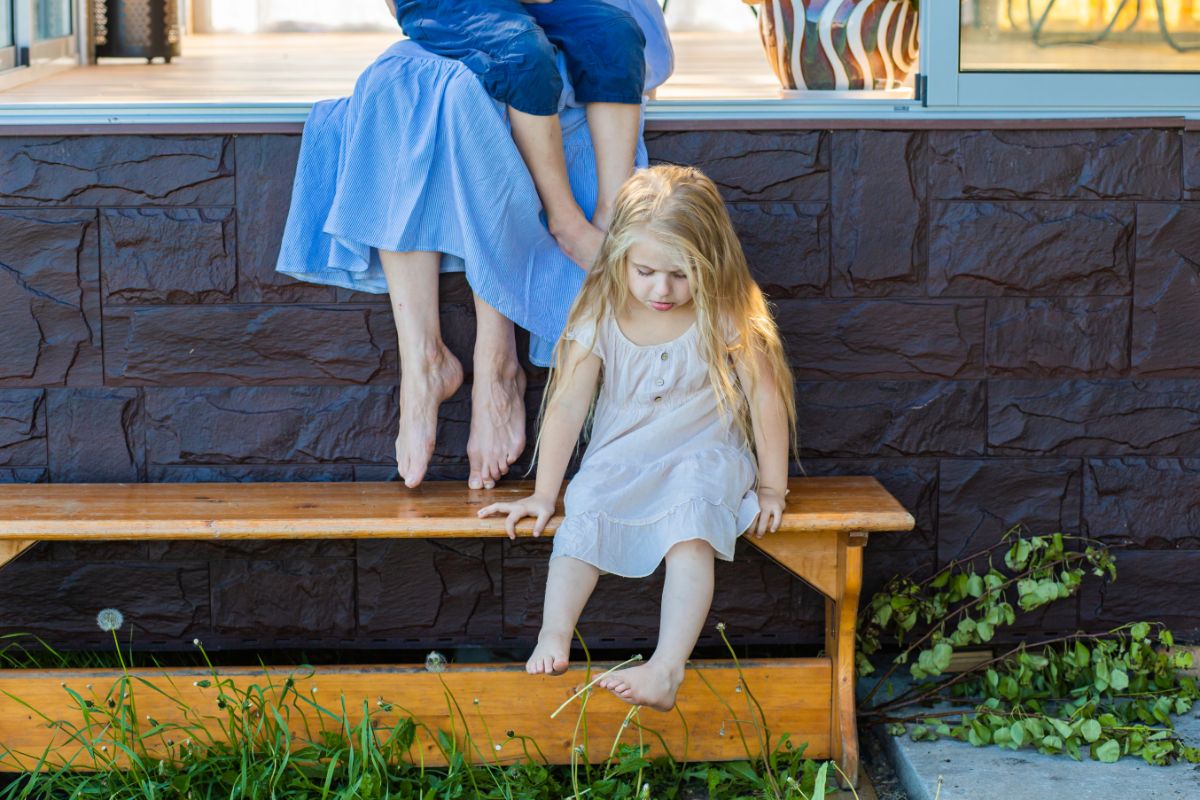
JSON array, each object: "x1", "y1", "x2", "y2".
[{"x1": 0, "y1": 632, "x2": 844, "y2": 800}]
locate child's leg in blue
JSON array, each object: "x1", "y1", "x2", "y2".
[
  {"x1": 529, "y1": 555, "x2": 600, "y2": 675},
  {"x1": 396, "y1": 0, "x2": 603, "y2": 268},
  {"x1": 529, "y1": 0, "x2": 647, "y2": 229},
  {"x1": 598, "y1": 540, "x2": 715, "y2": 711}
]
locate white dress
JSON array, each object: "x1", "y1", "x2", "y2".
[{"x1": 551, "y1": 314, "x2": 761, "y2": 577}]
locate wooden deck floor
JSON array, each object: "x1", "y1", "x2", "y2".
[{"x1": 0, "y1": 31, "x2": 782, "y2": 105}]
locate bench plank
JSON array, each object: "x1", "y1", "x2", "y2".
[
  {"x1": 0, "y1": 476, "x2": 914, "y2": 540},
  {"x1": 0, "y1": 659, "x2": 832, "y2": 770}
]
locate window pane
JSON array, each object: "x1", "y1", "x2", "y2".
[
  {"x1": 1, "y1": 0, "x2": 13, "y2": 48},
  {"x1": 36, "y1": 0, "x2": 73, "y2": 41},
  {"x1": 961, "y1": 0, "x2": 1200, "y2": 72}
]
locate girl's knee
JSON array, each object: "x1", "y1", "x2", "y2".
[
  {"x1": 491, "y1": 29, "x2": 563, "y2": 116},
  {"x1": 665, "y1": 538, "x2": 715, "y2": 561}
]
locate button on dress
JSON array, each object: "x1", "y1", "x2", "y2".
[{"x1": 552, "y1": 315, "x2": 760, "y2": 578}]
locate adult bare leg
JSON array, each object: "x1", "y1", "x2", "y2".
[
  {"x1": 528, "y1": 555, "x2": 600, "y2": 675},
  {"x1": 381, "y1": 249, "x2": 464, "y2": 488},
  {"x1": 509, "y1": 107, "x2": 604, "y2": 269},
  {"x1": 597, "y1": 539, "x2": 715, "y2": 711},
  {"x1": 469, "y1": 294, "x2": 527, "y2": 490},
  {"x1": 585, "y1": 102, "x2": 640, "y2": 231}
]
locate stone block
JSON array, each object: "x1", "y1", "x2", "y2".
[
  {"x1": 148, "y1": 464, "x2": 355, "y2": 483},
  {"x1": 646, "y1": 130, "x2": 827, "y2": 201},
  {"x1": 100, "y1": 208, "x2": 236, "y2": 304},
  {"x1": 144, "y1": 385, "x2": 396, "y2": 464},
  {"x1": 357, "y1": 539, "x2": 502, "y2": 641},
  {"x1": 1082, "y1": 458, "x2": 1200, "y2": 549},
  {"x1": 211, "y1": 559, "x2": 355, "y2": 638},
  {"x1": 1080, "y1": 550, "x2": 1200, "y2": 640},
  {"x1": 104, "y1": 304, "x2": 397, "y2": 386},
  {"x1": 147, "y1": 539, "x2": 355, "y2": 562},
  {"x1": 0, "y1": 210, "x2": 102, "y2": 386},
  {"x1": 989, "y1": 379, "x2": 1200, "y2": 456},
  {"x1": 0, "y1": 390, "x2": 46, "y2": 466},
  {"x1": 47, "y1": 388, "x2": 144, "y2": 482},
  {"x1": 234, "y1": 135, "x2": 336, "y2": 303},
  {"x1": 1132, "y1": 204, "x2": 1200, "y2": 375},
  {"x1": 831, "y1": 131, "x2": 927, "y2": 296},
  {"x1": 778, "y1": 299, "x2": 984, "y2": 380},
  {"x1": 796, "y1": 381, "x2": 986, "y2": 457},
  {"x1": 0, "y1": 468, "x2": 46, "y2": 483},
  {"x1": 987, "y1": 297, "x2": 1129, "y2": 377},
  {"x1": 729, "y1": 202, "x2": 828, "y2": 297},
  {"x1": 937, "y1": 459, "x2": 1082, "y2": 566},
  {"x1": 929, "y1": 129, "x2": 1180, "y2": 200},
  {"x1": 929, "y1": 202, "x2": 1133, "y2": 296},
  {"x1": 0, "y1": 136, "x2": 234, "y2": 206},
  {"x1": 0, "y1": 562, "x2": 209, "y2": 641},
  {"x1": 1185, "y1": 132, "x2": 1200, "y2": 199},
  {"x1": 797, "y1": 459, "x2": 937, "y2": 550}
]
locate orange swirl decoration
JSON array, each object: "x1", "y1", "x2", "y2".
[{"x1": 755, "y1": 0, "x2": 919, "y2": 92}]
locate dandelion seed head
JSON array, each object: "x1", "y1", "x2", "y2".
[
  {"x1": 715, "y1": 622, "x2": 726, "y2": 632},
  {"x1": 425, "y1": 651, "x2": 447, "y2": 673},
  {"x1": 192, "y1": 638, "x2": 201, "y2": 647},
  {"x1": 493, "y1": 744, "x2": 501, "y2": 751},
  {"x1": 473, "y1": 697, "x2": 480, "y2": 705},
  {"x1": 96, "y1": 608, "x2": 124, "y2": 632}
]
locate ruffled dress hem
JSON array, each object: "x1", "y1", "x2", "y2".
[{"x1": 550, "y1": 493, "x2": 760, "y2": 578}]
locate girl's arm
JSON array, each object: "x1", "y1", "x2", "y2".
[
  {"x1": 478, "y1": 340, "x2": 602, "y2": 537},
  {"x1": 735, "y1": 347, "x2": 791, "y2": 537}
]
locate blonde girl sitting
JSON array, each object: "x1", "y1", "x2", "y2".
[{"x1": 479, "y1": 165, "x2": 796, "y2": 712}]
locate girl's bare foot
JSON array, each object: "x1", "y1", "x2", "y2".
[
  {"x1": 526, "y1": 632, "x2": 571, "y2": 675},
  {"x1": 549, "y1": 213, "x2": 605, "y2": 270},
  {"x1": 467, "y1": 358, "x2": 527, "y2": 490},
  {"x1": 597, "y1": 661, "x2": 684, "y2": 712},
  {"x1": 395, "y1": 342, "x2": 463, "y2": 488}
]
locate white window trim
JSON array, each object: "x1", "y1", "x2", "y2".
[{"x1": 4, "y1": 4, "x2": 1200, "y2": 126}]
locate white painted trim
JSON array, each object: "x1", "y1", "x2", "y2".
[{"x1": 0, "y1": 98, "x2": 1196, "y2": 127}]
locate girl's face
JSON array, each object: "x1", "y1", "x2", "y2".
[{"x1": 625, "y1": 231, "x2": 694, "y2": 314}]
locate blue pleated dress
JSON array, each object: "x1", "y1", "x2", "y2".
[{"x1": 274, "y1": 0, "x2": 673, "y2": 366}]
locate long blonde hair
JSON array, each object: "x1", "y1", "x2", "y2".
[{"x1": 542, "y1": 164, "x2": 797, "y2": 458}]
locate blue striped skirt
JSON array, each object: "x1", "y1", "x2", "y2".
[{"x1": 274, "y1": 2, "x2": 671, "y2": 366}]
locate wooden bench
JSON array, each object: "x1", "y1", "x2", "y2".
[{"x1": 0, "y1": 476, "x2": 913, "y2": 784}]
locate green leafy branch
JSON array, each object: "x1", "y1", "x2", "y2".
[{"x1": 856, "y1": 527, "x2": 1200, "y2": 765}]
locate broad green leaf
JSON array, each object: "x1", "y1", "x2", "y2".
[
  {"x1": 1080, "y1": 719, "x2": 1102, "y2": 743},
  {"x1": 1095, "y1": 739, "x2": 1120, "y2": 763}
]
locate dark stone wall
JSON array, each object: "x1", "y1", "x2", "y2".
[{"x1": 0, "y1": 127, "x2": 1197, "y2": 653}]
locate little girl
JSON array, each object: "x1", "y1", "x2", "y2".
[{"x1": 479, "y1": 165, "x2": 797, "y2": 711}]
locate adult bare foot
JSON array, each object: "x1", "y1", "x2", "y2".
[
  {"x1": 395, "y1": 342, "x2": 463, "y2": 488},
  {"x1": 597, "y1": 662, "x2": 684, "y2": 712},
  {"x1": 526, "y1": 631, "x2": 571, "y2": 675},
  {"x1": 549, "y1": 213, "x2": 605, "y2": 270},
  {"x1": 467, "y1": 358, "x2": 527, "y2": 490}
]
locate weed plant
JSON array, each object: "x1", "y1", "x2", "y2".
[{"x1": 0, "y1": 623, "x2": 842, "y2": 799}]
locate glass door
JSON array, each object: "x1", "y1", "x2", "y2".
[
  {"x1": 1, "y1": 0, "x2": 16, "y2": 70},
  {"x1": 29, "y1": 0, "x2": 74, "y2": 63}
]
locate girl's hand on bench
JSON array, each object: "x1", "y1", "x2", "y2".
[
  {"x1": 478, "y1": 494, "x2": 557, "y2": 539},
  {"x1": 754, "y1": 486, "x2": 787, "y2": 538}
]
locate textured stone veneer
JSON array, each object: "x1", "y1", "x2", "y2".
[{"x1": 0, "y1": 127, "x2": 1197, "y2": 652}]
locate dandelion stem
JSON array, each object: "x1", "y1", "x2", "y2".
[{"x1": 550, "y1": 655, "x2": 643, "y2": 720}]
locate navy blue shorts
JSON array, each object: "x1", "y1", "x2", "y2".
[{"x1": 396, "y1": 0, "x2": 646, "y2": 116}]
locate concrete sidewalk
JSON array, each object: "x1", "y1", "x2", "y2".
[{"x1": 879, "y1": 709, "x2": 1200, "y2": 800}]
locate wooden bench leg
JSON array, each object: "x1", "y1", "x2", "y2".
[
  {"x1": 748, "y1": 529, "x2": 867, "y2": 786},
  {"x1": 828, "y1": 534, "x2": 865, "y2": 787}
]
